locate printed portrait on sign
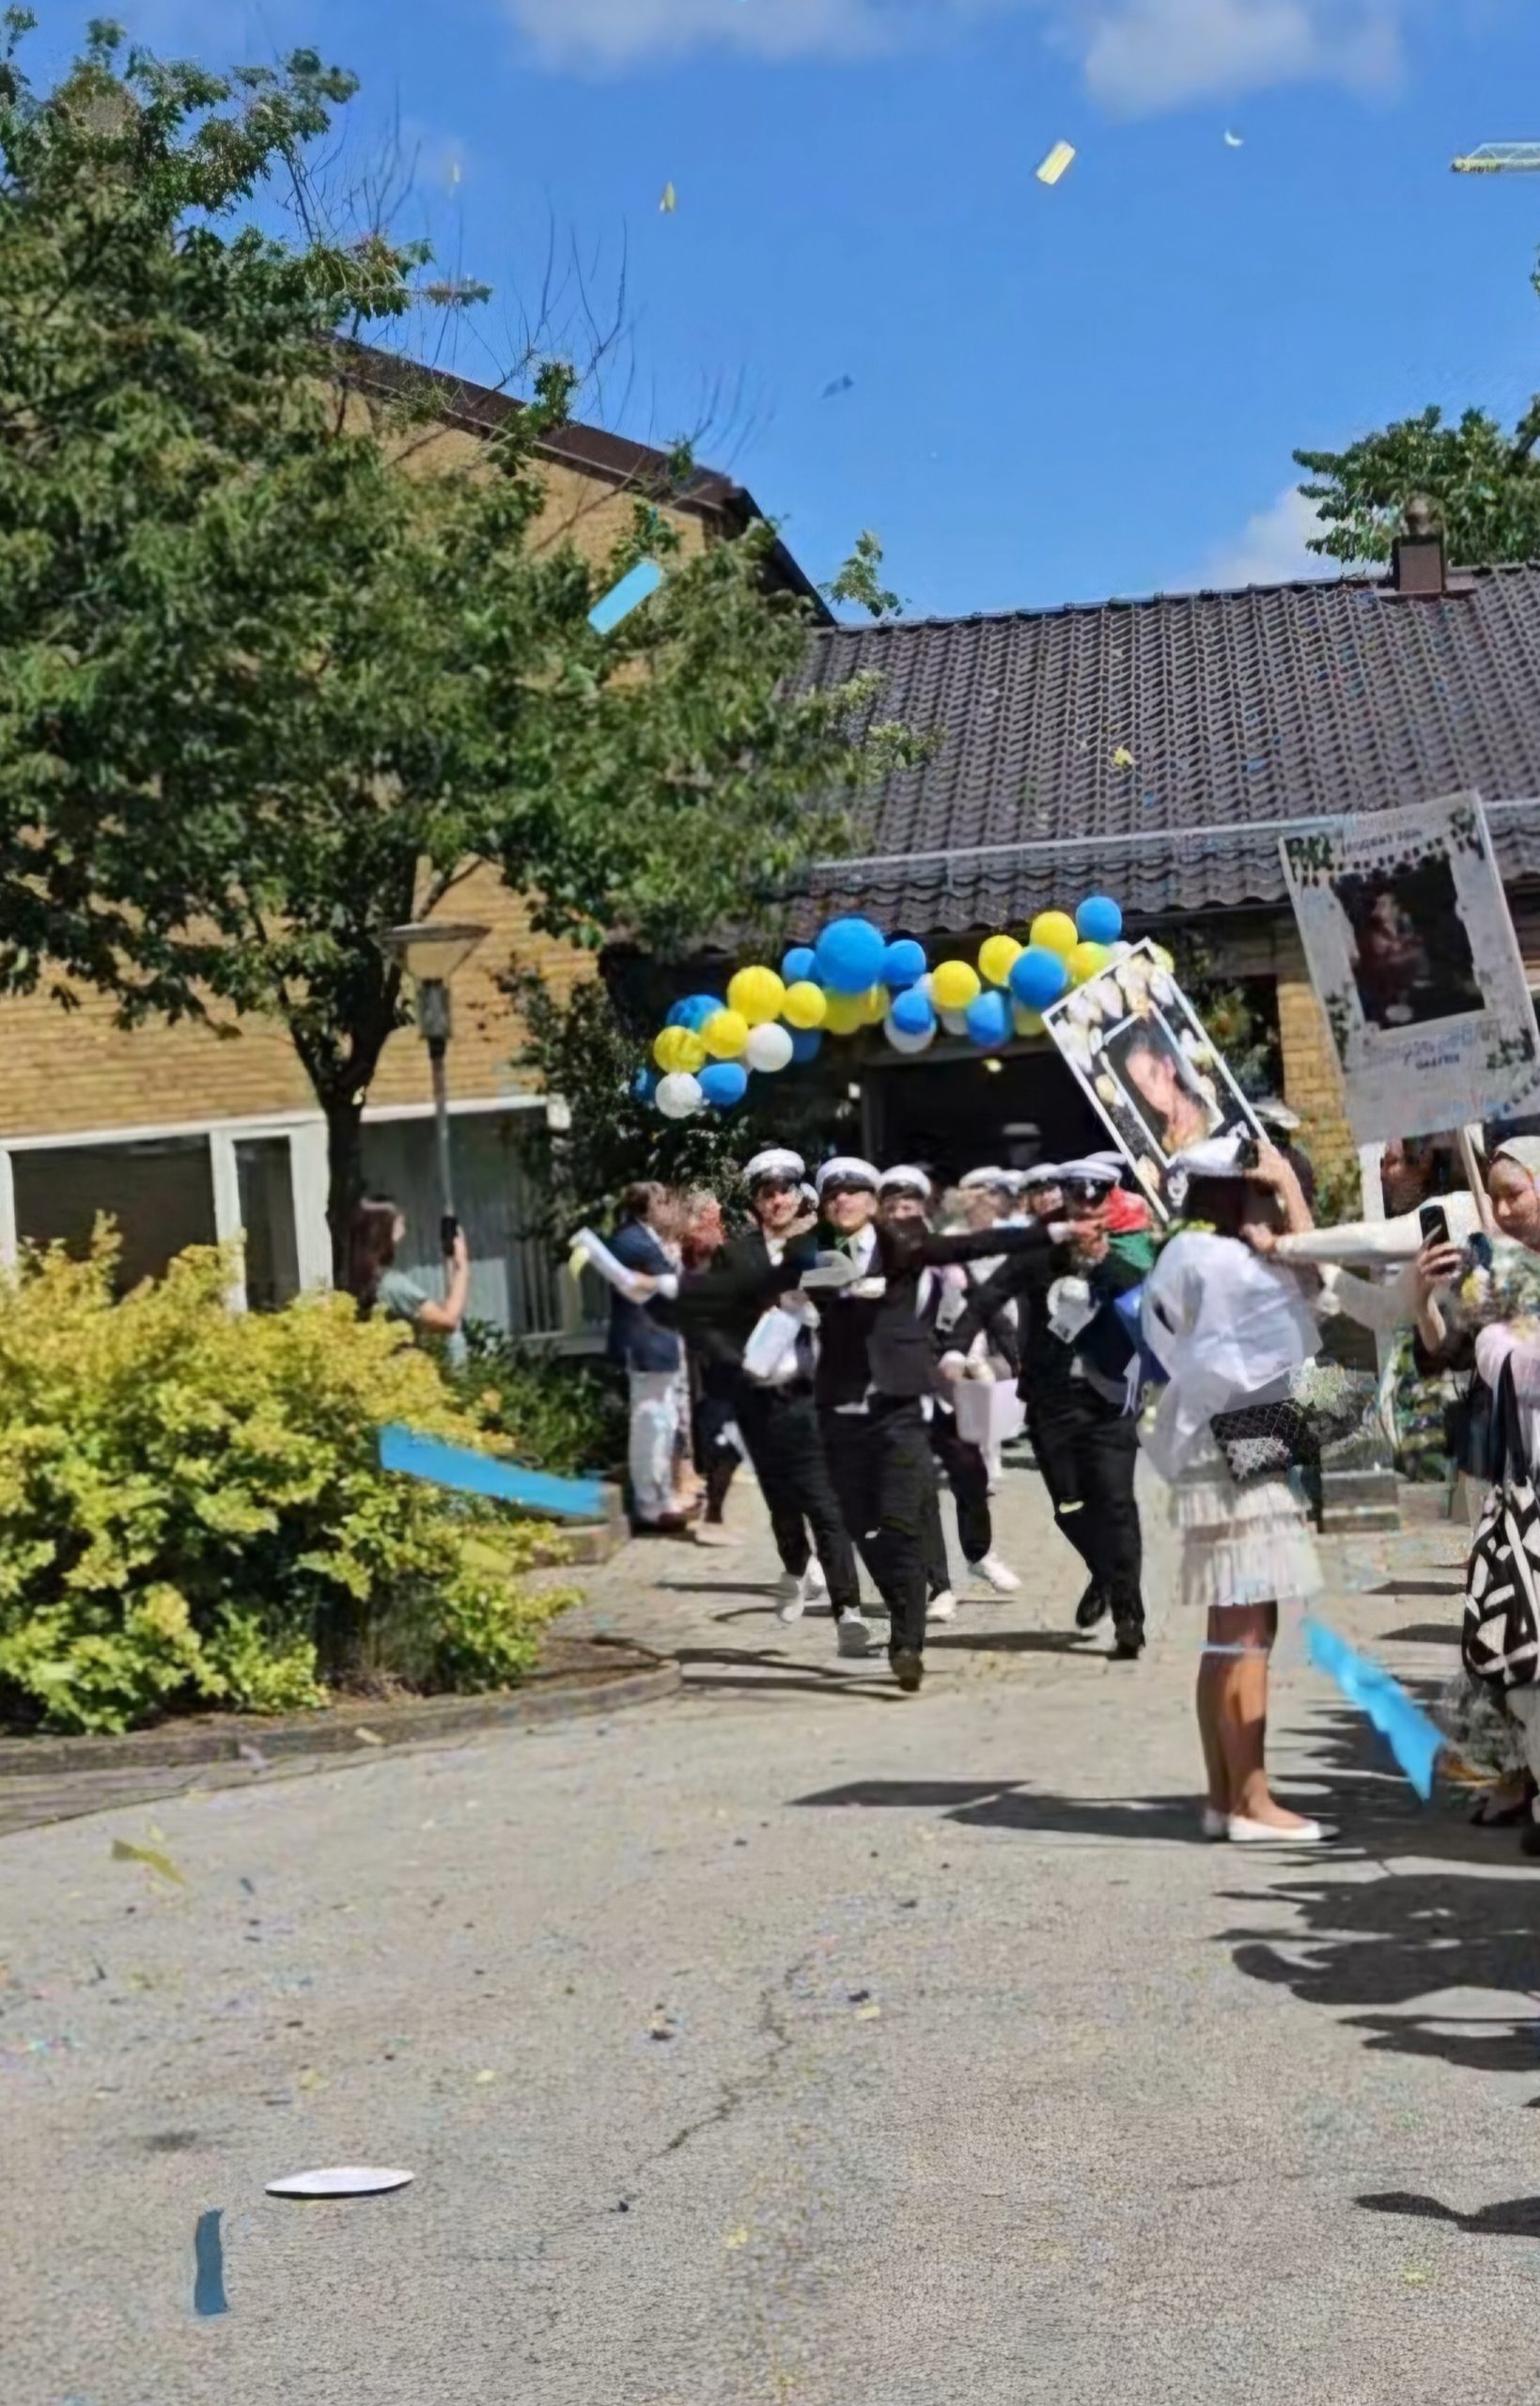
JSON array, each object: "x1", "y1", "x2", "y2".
[
  {"x1": 1281, "y1": 793, "x2": 1540, "y2": 1146},
  {"x1": 1043, "y1": 944, "x2": 1261, "y2": 1220}
]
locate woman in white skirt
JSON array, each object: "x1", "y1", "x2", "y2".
[{"x1": 1142, "y1": 1133, "x2": 1330, "y2": 1843}]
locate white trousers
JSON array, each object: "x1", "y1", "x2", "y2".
[{"x1": 628, "y1": 1367, "x2": 681, "y2": 1523}]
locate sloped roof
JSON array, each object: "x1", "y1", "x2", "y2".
[{"x1": 791, "y1": 566, "x2": 1540, "y2": 930}]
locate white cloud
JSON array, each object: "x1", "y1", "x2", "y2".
[
  {"x1": 1195, "y1": 484, "x2": 1335, "y2": 588},
  {"x1": 501, "y1": 0, "x2": 1411, "y2": 111}
]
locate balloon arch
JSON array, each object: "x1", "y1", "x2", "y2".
[{"x1": 638, "y1": 897, "x2": 1159, "y2": 1117}]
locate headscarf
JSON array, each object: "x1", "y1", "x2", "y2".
[{"x1": 1492, "y1": 1135, "x2": 1540, "y2": 1181}]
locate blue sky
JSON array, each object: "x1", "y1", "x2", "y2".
[{"x1": 63, "y1": 0, "x2": 1540, "y2": 617}]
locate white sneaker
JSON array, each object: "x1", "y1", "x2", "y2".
[
  {"x1": 803, "y1": 1558, "x2": 829, "y2": 1600},
  {"x1": 774, "y1": 1572, "x2": 805, "y2": 1624},
  {"x1": 927, "y1": 1589, "x2": 958, "y2": 1623},
  {"x1": 971, "y1": 1551, "x2": 1020, "y2": 1595},
  {"x1": 835, "y1": 1611, "x2": 872, "y2": 1658}
]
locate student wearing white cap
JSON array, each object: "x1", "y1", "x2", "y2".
[
  {"x1": 810, "y1": 1156, "x2": 1049, "y2": 1692},
  {"x1": 951, "y1": 1166, "x2": 1023, "y2": 1478},
  {"x1": 664, "y1": 1148, "x2": 862, "y2": 1634},
  {"x1": 878, "y1": 1167, "x2": 1020, "y2": 1616},
  {"x1": 941, "y1": 1155, "x2": 1149, "y2": 1655}
]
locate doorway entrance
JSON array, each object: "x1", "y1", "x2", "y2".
[{"x1": 864, "y1": 1044, "x2": 1104, "y2": 1182}]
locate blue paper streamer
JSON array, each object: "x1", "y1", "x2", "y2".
[
  {"x1": 379, "y1": 1425, "x2": 604, "y2": 1521},
  {"x1": 587, "y1": 559, "x2": 664, "y2": 635},
  {"x1": 193, "y1": 2210, "x2": 228, "y2": 2318},
  {"x1": 1302, "y1": 1617, "x2": 1444, "y2": 1800}
]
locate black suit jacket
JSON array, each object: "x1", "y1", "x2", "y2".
[
  {"x1": 649, "y1": 1229, "x2": 815, "y2": 1367},
  {"x1": 945, "y1": 1234, "x2": 1144, "y2": 1407},
  {"x1": 814, "y1": 1223, "x2": 1049, "y2": 1410}
]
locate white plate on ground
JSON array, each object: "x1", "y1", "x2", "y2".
[{"x1": 266, "y1": 2167, "x2": 415, "y2": 2199}]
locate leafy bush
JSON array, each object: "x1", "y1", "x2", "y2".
[
  {"x1": 458, "y1": 1323, "x2": 628, "y2": 1477},
  {"x1": 0, "y1": 1235, "x2": 575, "y2": 1735}
]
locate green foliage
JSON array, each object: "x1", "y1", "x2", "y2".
[
  {"x1": 458, "y1": 1323, "x2": 628, "y2": 1477},
  {"x1": 822, "y1": 530, "x2": 902, "y2": 619},
  {"x1": 1159, "y1": 930, "x2": 1280, "y2": 1101},
  {"x1": 1295, "y1": 256, "x2": 1540, "y2": 564},
  {"x1": 0, "y1": 13, "x2": 921, "y2": 1268},
  {"x1": 0, "y1": 1230, "x2": 571, "y2": 1734}
]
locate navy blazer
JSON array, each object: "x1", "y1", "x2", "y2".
[{"x1": 606, "y1": 1219, "x2": 681, "y2": 1373}]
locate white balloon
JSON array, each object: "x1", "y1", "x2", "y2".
[
  {"x1": 939, "y1": 1007, "x2": 970, "y2": 1037},
  {"x1": 655, "y1": 1072, "x2": 703, "y2": 1119},
  {"x1": 883, "y1": 1013, "x2": 936, "y2": 1055},
  {"x1": 744, "y1": 1022, "x2": 794, "y2": 1073}
]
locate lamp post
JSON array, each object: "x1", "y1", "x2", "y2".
[{"x1": 381, "y1": 921, "x2": 489, "y2": 1262}]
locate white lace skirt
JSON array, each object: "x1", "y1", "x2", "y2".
[{"x1": 1170, "y1": 1450, "x2": 1321, "y2": 1616}]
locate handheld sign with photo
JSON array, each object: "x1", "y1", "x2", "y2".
[
  {"x1": 1042, "y1": 942, "x2": 1262, "y2": 1220},
  {"x1": 1279, "y1": 792, "x2": 1540, "y2": 1145}
]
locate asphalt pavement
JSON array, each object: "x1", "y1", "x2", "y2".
[{"x1": 6, "y1": 1459, "x2": 1540, "y2": 2406}]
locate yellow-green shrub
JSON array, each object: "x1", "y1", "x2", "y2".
[{"x1": 0, "y1": 1233, "x2": 572, "y2": 1734}]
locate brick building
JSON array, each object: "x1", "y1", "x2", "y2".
[
  {"x1": 757, "y1": 539, "x2": 1540, "y2": 1196},
  {"x1": 0, "y1": 352, "x2": 828, "y2": 1329}
]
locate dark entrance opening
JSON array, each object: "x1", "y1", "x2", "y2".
[{"x1": 865, "y1": 1047, "x2": 1104, "y2": 1183}]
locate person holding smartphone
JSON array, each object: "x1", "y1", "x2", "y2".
[{"x1": 347, "y1": 1195, "x2": 471, "y2": 1354}]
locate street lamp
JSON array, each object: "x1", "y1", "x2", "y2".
[{"x1": 381, "y1": 920, "x2": 489, "y2": 1256}]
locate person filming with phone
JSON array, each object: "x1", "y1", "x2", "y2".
[{"x1": 347, "y1": 1195, "x2": 472, "y2": 1360}]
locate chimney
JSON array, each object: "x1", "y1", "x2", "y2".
[{"x1": 1383, "y1": 494, "x2": 1472, "y2": 600}]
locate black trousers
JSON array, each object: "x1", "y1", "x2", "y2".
[
  {"x1": 821, "y1": 1398, "x2": 931, "y2": 1657},
  {"x1": 1028, "y1": 1385, "x2": 1143, "y2": 1628},
  {"x1": 929, "y1": 1411, "x2": 992, "y2": 1565},
  {"x1": 734, "y1": 1383, "x2": 860, "y2": 1615}
]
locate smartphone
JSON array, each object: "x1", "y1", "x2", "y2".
[
  {"x1": 1418, "y1": 1201, "x2": 1451, "y2": 1247},
  {"x1": 441, "y1": 1213, "x2": 460, "y2": 1254}
]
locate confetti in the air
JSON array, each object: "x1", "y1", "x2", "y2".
[
  {"x1": 1035, "y1": 140, "x2": 1076, "y2": 186},
  {"x1": 589, "y1": 560, "x2": 665, "y2": 636},
  {"x1": 821, "y1": 375, "x2": 855, "y2": 399},
  {"x1": 1223, "y1": 131, "x2": 1244, "y2": 148},
  {"x1": 660, "y1": 181, "x2": 677, "y2": 213},
  {"x1": 1112, "y1": 745, "x2": 1135, "y2": 770}
]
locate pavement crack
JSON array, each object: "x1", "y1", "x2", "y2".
[{"x1": 615, "y1": 1947, "x2": 816, "y2": 2211}]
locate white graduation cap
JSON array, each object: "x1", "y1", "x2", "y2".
[
  {"x1": 744, "y1": 1147, "x2": 806, "y2": 1189},
  {"x1": 959, "y1": 1165, "x2": 1010, "y2": 1191},
  {"x1": 878, "y1": 1164, "x2": 932, "y2": 1200},
  {"x1": 816, "y1": 1155, "x2": 879, "y2": 1197},
  {"x1": 1019, "y1": 1162, "x2": 1063, "y2": 1190},
  {"x1": 1058, "y1": 1157, "x2": 1123, "y2": 1193}
]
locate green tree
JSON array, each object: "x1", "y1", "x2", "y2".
[
  {"x1": 0, "y1": 15, "x2": 917, "y2": 1269},
  {"x1": 1295, "y1": 256, "x2": 1540, "y2": 562}
]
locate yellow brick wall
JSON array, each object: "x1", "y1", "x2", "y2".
[
  {"x1": 0, "y1": 410, "x2": 707, "y2": 1143},
  {"x1": 1270, "y1": 919, "x2": 1358, "y2": 1178}
]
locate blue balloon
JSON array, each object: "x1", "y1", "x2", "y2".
[
  {"x1": 781, "y1": 945, "x2": 817, "y2": 983},
  {"x1": 674, "y1": 992, "x2": 722, "y2": 1033},
  {"x1": 632, "y1": 1066, "x2": 659, "y2": 1103},
  {"x1": 881, "y1": 937, "x2": 927, "y2": 991},
  {"x1": 813, "y1": 914, "x2": 886, "y2": 996},
  {"x1": 1009, "y1": 945, "x2": 1070, "y2": 1011},
  {"x1": 890, "y1": 984, "x2": 936, "y2": 1038},
  {"x1": 698, "y1": 1060, "x2": 748, "y2": 1109},
  {"x1": 788, "y1": 1026, "x2": 823, "y2": 1063},
  {"x1": 664, "y1": 999, "x2": 692, "y2": 1028},
  {"x1": 966, "y1": 990, "x2": 1012, "y2": 1049},
  {"x1": 1075, "y1": 895, "x2": 1123, "y2": 946}
]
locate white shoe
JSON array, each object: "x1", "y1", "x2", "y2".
[
  {"x1": 1201, "y1": 1806, "x2": 1228, "y2": 1841},
  {"x1": 1226, "y1": 1814, "x2": 1329, "y2": 1845},
  {"x1": 774, "y1": 1572, "x2": 805, "y2": 1624},
  {"x1": 927, "y1": 1589, "x2": 958, "y2": 1623},
  {"x1": 971, "y1": 1551, "x2": 1020, "y2": 1595},
  {"x1": 803, "y1": 1558, "x2": 829, "y2": 1600},
  {"x1": 835, "y1": 1611, "x2": 872, "y2": 1658}
]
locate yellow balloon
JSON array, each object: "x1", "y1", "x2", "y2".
[
  {"x1": 1067, "y1": 941, "x2": 1112, "y2": 987},
  {"x1": 703, "y1": 1008, "x2": 749, "y2": 1060},
  {"x1": 654, "y1": 1025, "x2": 705, "y2": 1073},
  {"x1": 978, "y1": 933, "x2": 1022, "y2": 988},
  {"x1": 782, "y1": 979, "x2": 828, "y2": 1030},
  {"x1": 1030, "y1": 911, "x2": 1079, "y2": 960},
  {"x1": 822, "y1": 992, "x2": 865, "y2": 1036},
  {"x1": 727, "y1": 965, "x2": 786, "y2": 1026},
  {"x1": 857, "y1": 983, "x2": 890, "y2": 1027},
  {"x1": 1013, "y1": 1004, "x2": 1046, "y2": 1038},
  {"x1": 931, "y1": 959, "x2": 981, "y2": 1012}
]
